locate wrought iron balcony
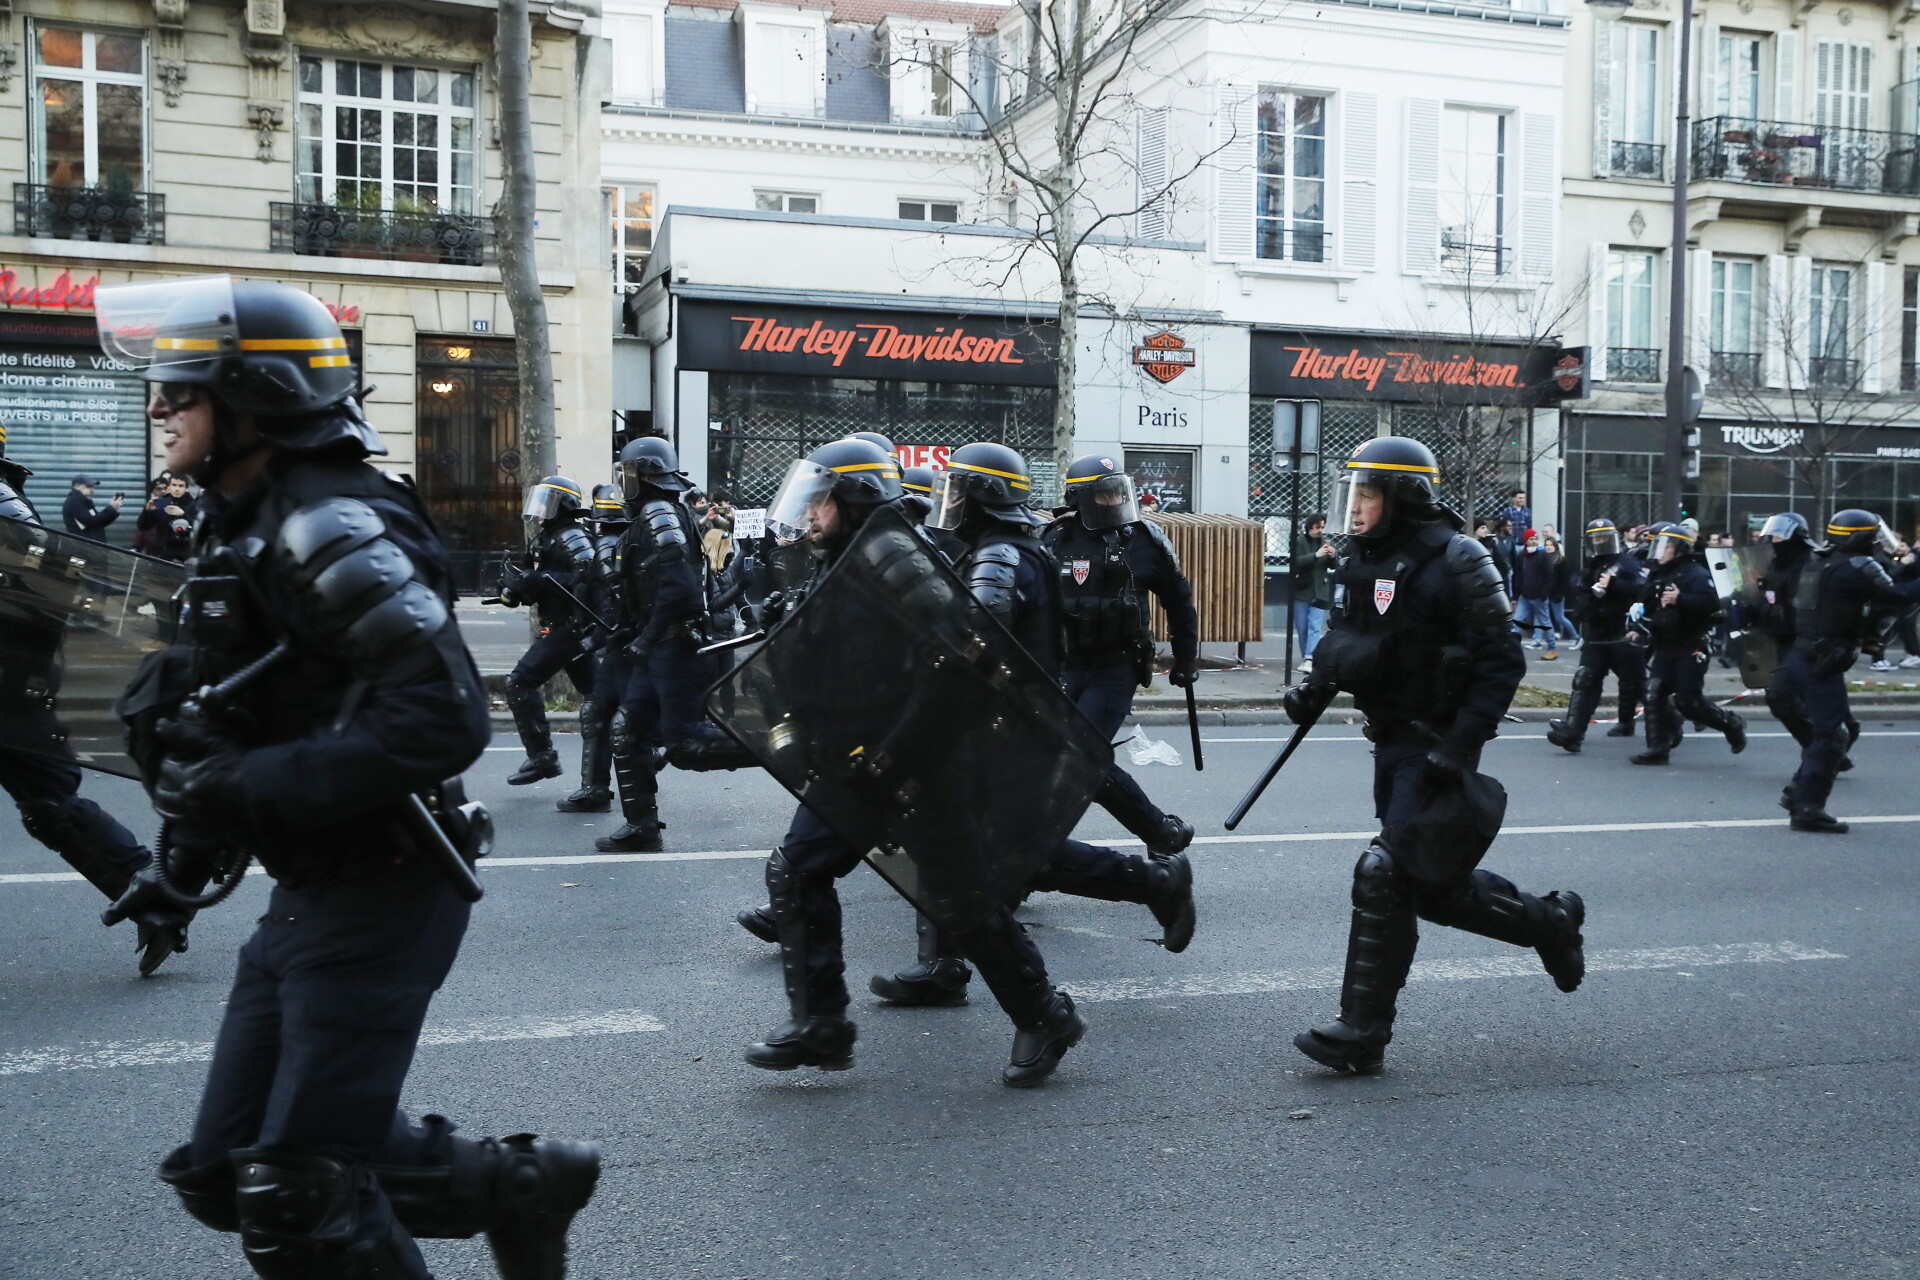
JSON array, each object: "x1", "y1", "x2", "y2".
[
  {"x1": 270, "y1": 202, "x2": 491, "y2": 267},
  {"x1": 1809, "y1": 356, "x2": 1860, "y2": 389},
  {"x1": 1693, "y1": 116, "x2": 1920, "y2": 196},
  {"x1": 14, "y1": 183, "x2": 165, "y2": 245},
  {"x1": 1606, "y1": 347, "x2": 1662, "y2": 383},
  {"x1": 1710, "y1": 351, "x2": 1762, "y2": 384},
  {"x1": 1609, "y1": 140, "x2": 1666, "y2": 180}
]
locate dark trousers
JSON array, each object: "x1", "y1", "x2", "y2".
[
  {"x1": 1775, "y1": 646, "x2": 1853, "y2": 810},
  {"x1": 1644, "y1": 645, "x2": 1739, "y2": 752},
  {"x1": 505, "y1": 630, "x2": 598, "y2": 755},
  {"x1": 1064, "y1": 660, "x2": 1165, "y2": 839},
  {"x1": 615, "y1": 639, "x2": 709, "y2": 804},
  {"x1": 1564, "y1": 638, "x2": 1647, "y2": 736},
  {"x1": 0, "y1": 742, "x2": 147, "y2": 893},
  {"x1": 1766, "y1": 661, "x2": 1859, "y2": 751}
]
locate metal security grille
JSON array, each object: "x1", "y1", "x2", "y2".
[
  {"x1": 1246, "y1": 400, "x2": 1381, "y2": 563},
  {"x1": 706, "y1": 372, "x2": 1058, "y2": 506},
  {"x1": 1392, "y1": 404, "x2": 1531, "y2": 528}
]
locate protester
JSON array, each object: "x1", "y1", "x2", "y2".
[{"x1": 1290, "y1": 512, "x2": 1337, "y2": 673}]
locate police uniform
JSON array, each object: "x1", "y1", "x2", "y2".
[
  {"x1": 1288, "y1": 437, "x2": 1584, "y2": 1076},
  {"x1": 94, "y1": 276, "x2": 598, "y2": 1279},
  {"x1": 558, "y1": 484, "x2": 628, "y2": 813},
  {"x1": 1547, "y1": 518, "x2": 1648, "y2": 751},
  {"x1": 1750, "y1": 515, "x2": 1862, "y2": 760},
  {"x1": 1632, "y1": 524, "x2": 1747, "y2": 765},
  {"x1": 501, "y1": 476, "x2": 600, "y2": 786}
]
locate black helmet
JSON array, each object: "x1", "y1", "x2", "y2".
[
  {"x1": 1583, "y1": 517, "x2": 1620, "y2": 557},
  {"x1": 1759, "y1": 512, "x2": 1810, "y2": 544},
  {"x1": 766, "y1": 438, "x2": 903, "y2": 543},
  {"x1": 927, "y1": 442, "x2": 1034, "y2": 530},
  {"x1": 1827, "y1": 508, "x2": 1897, "y2": 555},
  {"x1": 523, "y1": 475, "x2": 584, "y2": 523},
  {"x1": 900, "y1": 465, "x2": 935, "y2": 496},
  {"x1": 1062, "y1": 453, "x2": 1142, "y2": 530},
  {"x1": 618, "y1": 435, "x2": 691, "y2": 500},
  {"x1": 1338, "y1": 436, "x2": 1441, "y2": 543},
  {"x1": 591, "y1": 482, "x2": 628, "y2": 526},
  {"x1": 1646, "y1": 521, "x2": 1698, "y2": 563},
  {"x1": 848, "y1": 431, "x2": 896, "y2": 456}
]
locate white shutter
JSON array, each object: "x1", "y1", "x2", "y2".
[
  {"x1": 1520, "y1": 112, "x2": 1556, "y2": 279},
  {"x1": 1863, "y1": 260, "x2": 1886, "y2": 393},
  {"x1": 1765, "y1": 253, "x2": 1788, "y2": 386},
  {"x1": 1403, "y1": 97, "x2": 1441, "y2": 275},
  {"x1": 1690, "y1": 249, "x2": 1714, "y2": 386},
  {"x1": 1211, "y1": 83, "x2": 1256, "y2": 263},
  {"x1": 1699, "y1": 23, "x2": 1720, "y2": 117},
  {"x1": 1136, "y1": 106, "x2": 1169, "y2": 240},
  {"x1": 1592, "y1": 19, "x2": 1614, "y2": 176},
  {"x1": 1775, "y1": 29, "x2": 1799, "y2": 121},
  {"x1": 1340, "y1": 91, "x2": 1378, "y2": 271},
  {"x1": 1789, "y1": 254, "x2": 1813, "y2": 389},
  {"x1": 1589, "y1": 242, "x2": 1611, "y2": 382}
]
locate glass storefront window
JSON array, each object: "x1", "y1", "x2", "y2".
[{"x1": 415, "y1": 336, "x2": 520, "y2": 593}]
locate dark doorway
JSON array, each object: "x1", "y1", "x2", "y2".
[{"x1": 415, "y1": 336, "x2": 520, "y2": 594}]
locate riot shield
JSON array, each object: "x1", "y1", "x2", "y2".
[
  {"x1": 0, "y1": 519, "x2": 186, "y2": 779},
  {"x1": 1726, "y1": 629, "x2": 1783, "y2": 690},
  {"x1": 704, "y1": 503, "x2": 1111, "y2": 934}
]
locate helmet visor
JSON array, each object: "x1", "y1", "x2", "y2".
[
  {"x1": 94, "y1": 276, "x2": 239, "y2": 371},
  {"x1": 1587, "y1": 526, "x2": 1620, "y2": 557},
  {"x1": 1337, "y1": 470, "x2": 1392, "y2": 538},
  {"x1": 1652, "y1": 529, "x2": 1696, "y2": 562},
  {"x1": 925, "y1": 470, "x2": 970, "y2": 531},
  {"x1": 522, "y1": 480, "x2": 581, "y2": 522},
  {"x1": 1876, "y1": 518, "x2": 1901, "y2": 557},
  {"x1": 765, "y1": 458, "x2": 837, "y2": 543},
  {"x1": 1759, "y1": 513, "x2": 1804, "y2": 543},
  {"x1": 1069, "y1": 473, "x2": 1141, "y2": 530}
]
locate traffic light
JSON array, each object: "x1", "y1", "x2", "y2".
[{"x1": 1682, "y1": 426, "x2": 1701, "y2": 481}]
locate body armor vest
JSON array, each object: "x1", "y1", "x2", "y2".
[
  {"x1": 1321, "y1": 524, "x2": 1468, "y2": 724},
  {"x1": 1052, "y1": 523, "x2": 1151, "y2": 663}
]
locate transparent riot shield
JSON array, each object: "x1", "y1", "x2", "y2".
[
  {"x1": 0, "y1": 519, "x2": 187, "y2": 778},
  {"x1": 704, "y1": 503, "x2": 1111, "y2": 934}
]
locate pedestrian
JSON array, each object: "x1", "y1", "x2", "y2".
[
  {"x1": 1631, "y1": 523, "x2": 1748, "y2": 765},
  {"x1": 1284, "y1": 437, "x2": 1585, "y2": 1075},
  {"x1": 1515, "y1": 530, "x2": 1556, "y2": 654},
  {"x1": 1546, "y1": 534, "x2": 1579, "y2": 649},
  {"x1": 1291, "y1": 511, "x2": 1337, "y2": 672},
  {"x1": 62, "y1": 473, "x2": 123, "y2": 540},
  {"x1": 1498, "y1": 489, "x2": 1532, "y2": 551},
  {"x1": 136, "y1": 473, "x2": 198, "y2": 562},
  {"x1": 697, "y1": 486, "x2": 735, "y2": 573},
  {"x1": 131, "y1": 476, "x2": 171, "y2": 555},
  {"x1": 1547, "y1": 518, "x2": 1649, "y2": 752},
  {"x1": 1869, "y1": 538, "x2": 1920, "y2": 671}
]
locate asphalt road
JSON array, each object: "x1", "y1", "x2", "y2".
[{"x1": 3, "y1": 721, "x2": 1917, "y2": 1279}]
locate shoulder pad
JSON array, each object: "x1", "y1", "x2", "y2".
[
  {"x1": 642, "y1": 500, "x2": 685, "y2": 547},
  {"x1": 554, "y1": 523, "x2": 594, "y2": 564},
  {"x1": 1852, "y1": 554, "x2": 1895, "y2": 589},
  {"x1": 1444, "y1": 533, "x2": 1513, "y2": 630},
  {"x1": 0, "y1": 482, "x2": 35, "y2": 524},
  {"x1": 276, "y1": 497, "x2": 449, "y2": 675},
  {"x1": 1139, "y1": 520, "x2": 1181, "y2": 571},
  {"x1": 966, "y1": 541, "x2": 1023, "y2": 621}
]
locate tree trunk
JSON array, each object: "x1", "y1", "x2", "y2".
[
  {"x1": 1052, "y1": 200, "x2": 1078, "y2": 498},
  {"x1": 494, "y1": 0, "x2": 557, "y2": 483}
]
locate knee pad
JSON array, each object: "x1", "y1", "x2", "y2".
[
  {"x1": 1671, "y1": 690, "x2": 1707, "y2": 719},
  {"x1": 1351, "y1": 841, "x2": 1407, "y2": 913},
  {"x1": 578, "y1": 699, "x2": 611, "y2": 731},
  {"x1": 1570, "y1": 665, "x2": 1599, "y2": 693},
  {"x1": 608, "y1": 710, "x2": 634, "y2": 757},
  {"x1": 231, "y1": 1149, "x2": 369, "y2": 1271},
  {"x1": 503, "y1": 679, "x2": 543, "y2": 714},
  {"x1": 160, "y1": 1145, "x2": 239, "y2": 1234},
  {"x1": 1644, "y1": 678, "x2": 1667, "y2": 706}
]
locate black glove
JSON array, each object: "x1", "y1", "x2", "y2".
[
  {"x1": 151, "y1": 718, "x2": 250, "y2": 836},
  {"x1": 1424, "y1": 738, "x2": 1475, "y2": 781},
  {"x1": 1282, "y1": 681, "x2": 1332, "y2": 725},
  {"x1": 758, "y1": 591, "x2": 789, "y2": 627},
  {"x1": 1167, "y1": 656, "x2": 1201, "y2": 689},
  {"x1": 624, "y1": 635, "x2": 653, "y2": 664}
]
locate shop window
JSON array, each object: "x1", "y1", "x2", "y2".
[
  {"x1": 415, "y1": 337, "x2": 522, "y2": 594},
  {"x1": 1810, "y1": 262, "x2": 1857, "y2": 388},
  {"x1": 898, "y1": 199, "x2": 959, "y2": 223},
  {"x1": 1440, "y1": 106, "x2": 1508, "y2": 276},
  {"x1": 1255, "y1": 89, "x2": 1326, "y2": 264},
  {"x1": 1710, "y1": 256, "x2": 1761, "y2": 385},
  {"x1": 1606, "y1": 248, "x2": 1661, "y2": 382},
  {"x1": 1124, "y1": 450, "x2": 1195, "y2": 514},
  {"x1": 295, "y1": 55, "x2": 478, "y2": 214},
  {"x1": 755, "y1": 190, "x2": 818, "y2": 214},
  {"x1": 608, "y1": 184, "x2": 655, "y2": 291},
  {"x1": 31, "y1": 25, "x2": 146, "y2": 191},
  {"x1": 1607, "y1": 24, "x2": 1662, "y2": 178}
]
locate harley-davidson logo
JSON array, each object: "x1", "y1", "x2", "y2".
[
  {"x1": 1374, "y1": 579, "x2": 1396, "y2": 614},
  {"x1": 1133, "y1": 330, "x2": 1196, "y2": 384},
  {"x1": 1554, "y1": 353, "x2": 1585, "y2": 394}
]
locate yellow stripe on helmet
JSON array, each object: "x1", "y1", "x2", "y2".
[
  {"x1": 901, "y1": 480, "x2": 933, "y2": 493},
  {"x1": 540, "y1": 483, "x2": 583, "y2": 499},
  {"x1": 949, "y1": 461, "x2": 1031, "y2": 489},
  {"x1": 308, "y1": 355, "x2": 352, "y2": 368},
  {"x1": 1827, "y1": 523, "x2": 1878, "y2": 534},
  {"x1": 1664, "y1": 528, "x2": 1697, "y2": 543},
  {"x1": 829, "y1": 462, "x2": 899, "y2": 475},
  {"x1": 1345, "y1": 459, "x2": 1440, "y2": 474},
  {"x1": 243, "y1": 337, "x2": 348, "y2": 351}
]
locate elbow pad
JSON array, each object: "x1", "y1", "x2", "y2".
[
  {"x1": 553, "y1": 523, "x2": 595, "y2": 572},
  {"x1": 276, "y1": 498, "x2": 449, "y2": 677},
  {"x1": 966, "y1": 542, "x2": 1022, "y2": 624},
  {"x1": 1445, "y1": 534, "x2": 1514, "y2": 630}
]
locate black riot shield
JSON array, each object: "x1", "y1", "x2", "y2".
[
  {"x1": 705, "y1": 503, "x2": 1112, "y2": 934},
  {"x1": 0, "y1": 519, "x2": 187, "y2": 778},
  {"x1": 1727, "y1": 629, "x2": 1783, "y2": 690}
]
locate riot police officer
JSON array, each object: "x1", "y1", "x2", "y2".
[
  {"x1": 0, "y1": 438, "x2": 190, "y2": 975},
  {"x1": 1749, "y1": 512, "x2": 1860, "y2": 765},
  {"x1": 597, "y1": 436, "x2": 704, "y2": 852},
  {"x1": 1547, "y1": 517, "x2": 1648, "y2": 751},
  {"x1": 1775, "y1": 511, "x2": 1920, "y2": 832},
  {"x1": 1631, "y1": 523, "x2": 1747, "y2": 766},
  {"x1": 899, "y1": 464, "x2": 937, "y2": 523},
  {"x1": 1285, "y1": 437, "x2": 1585, "y2": 1075},
  {"x1": 92, "y1": 277, "x2": 599, "y2": 1278},
  {"x1": 500, "y1": 476, "x2": 599, "y2": 786},
  {"x1": 558, "y1": 483, "x2": 629, "y2": 813},
  {"x1": 743, "y1": 438, "x2": 1086, "y2": 1087},
  {"x1": 1044, "y1": 453, "x2": 1198, "y2": 852}
]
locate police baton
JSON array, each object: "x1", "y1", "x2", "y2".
[
  {"x1": 1184, "y1": 682, "x2": 1204, "y2": 772},
  {"x1": 1224, "y1": 704, "x2": 1322, "y2": 831},
  {"x1": 402, "y1": 795, "x2": 485, "y2": 903}
]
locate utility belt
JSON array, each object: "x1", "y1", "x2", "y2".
[{"x1": 1793, "y1": 634, "x2": 1860, "y2": 678}]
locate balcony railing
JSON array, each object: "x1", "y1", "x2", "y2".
[
  {"x1": 1809, "y1": 355, "x2": 1860, "y2": 389},
  {"x1": 1710, "y1": 351, "x2": 1762, "y2": 384},
  {"x1": 1609, "y1": 140, "x2": 1666, "y2": 180},
  {"x1": 270, "y1": 202, "x2": 491, "y2": 266},
  {"x1": 1606, "y1": 347, "x2": 1662, "y2": 383},
  {"x1": 14, "y1": 182, "x2": 165, "y2": 245},
  {"x1": 1692, "y1": 116, "x2": 1920, "y2": 196}
]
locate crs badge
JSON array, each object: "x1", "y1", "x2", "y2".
[
  {"x1": 1071, "y1": 559, "x2": 1092, "y2": 585},
  {"x1": 1373, "y1": 578, "x2": 1396, "y2": 614}
]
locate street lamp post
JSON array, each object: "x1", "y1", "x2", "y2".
[{"x1": 1590, "y1": 0, "x2": 1692, "y2": 521}]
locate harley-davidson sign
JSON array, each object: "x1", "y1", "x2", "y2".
[
  {"x1": 1251, "y1": 330, "x2": 1572, "y2": 407},
  {"x1": 1133, "y1": 330, "x2": 1196, "y2": 384},
  {"x1": 678, "y1": 300, "x2": 1057, "y2": 387}
]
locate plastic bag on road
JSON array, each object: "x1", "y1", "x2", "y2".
[{"x1": 1123, "y1": 725, "x2": 1182, "y2": 768}]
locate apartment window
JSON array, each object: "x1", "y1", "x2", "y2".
[
  {"x1": 1440, "y1": 106, "x2": 1507, "y2": 275},
  {"x1": 999, "y1": 26, "x2": 1029, "y2": 109},
  {"x1": 1607, "y1": 248, "x2": 1661, "y2": 382},
  {"x1": 1254, "y1": 89, "x2": 1326, "y2": 264},
  {"x1": 1814, "y1": 41, "x2": 1872, "y2": 129},
  {"x1": 755, "y1": 190, "x2": 817, "y2": 214},
  {"x1": 899, "y1": 200, "x2": 959, "y2": 223},
  {"x1": 1609, "y1": 24, "x2": 1660, "y2": 143},
  {"x1": 31, "y1": 26, "x2": 146, "y2": 189},
  {"x1": 607, "y1": 10, "x2": 659, "y2": 104},
  {"x1": 1710, "y1": 256, "x2": 1761, "y2": 384},
  {"x1": 296, "y1": 56, "x2": 478, "y2": 213},
  {"x1": 1903, "y1": 266, "x2": 1919, "y2": 391},
  {"x1": 754, "y1": 22, "x2": 819, "y2": 116},
  {"x1": 608, "y1": 184, "x2": 655, "y2": 291},
  {"x1": 1810, "y1": 262, "x2": 1857, "y2": 387},
  {"x1": 905, "y1": 42, "x2": 957, "y2": 117},
  {"x1": 1715, "y1": 32, "x2": 1765, "y2": 119}
]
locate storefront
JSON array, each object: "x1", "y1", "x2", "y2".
[{"x1": 1564, "y1": 414, "x2": 1920, "y2": 541}]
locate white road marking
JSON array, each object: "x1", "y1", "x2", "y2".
[
  {"x1": 8, "y1": 814, "x2": 1920, "y2": 886},
  {"x1": 0, "y1": 1008, "x2": 666, "y2": 1078},
  {"x1": 1069, "y1": 941, "x2": 1845, "y2": 1004},
  {"x1": 1200, "y1": 731, "x2": 1920, "y2": 743}
]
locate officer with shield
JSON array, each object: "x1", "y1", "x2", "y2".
[
  {"x1": 92, "y1": 277, "x2": 599, "y2": 1278},
  {"x1": 740, "y1": 438, "x2": 1089, "y2": 1086},
  {"x1": 557, "y1": 483, "x2": 629, "y2": 813},
  {"x1": 499, "y1": 475, "x2": 599, "y2": 787},
  {"x1": 1547, "y1": 518, "x2": 1648, "y2": 752},
  {"x1": 1748, "y1": 512, "x2": 1861, "y2": 766},
  {"x1": 1631, "y1": 523, "x2": 1748, "y2": 766},
  {"x1": 0, "y1": 436, "x2": 192, "y2": 975},
  {"x1": 1283, "y1": 437, "x2": 1585, "y2": 1075},
  {"x1": 1775, "y1": 511, "x2": 1920, "y2": 832}
]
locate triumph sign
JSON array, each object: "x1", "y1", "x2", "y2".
[{"x1": 1721, "y1": 425, "x2": 1806, "y2": 454}]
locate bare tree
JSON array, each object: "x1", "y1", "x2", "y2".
[{"x1": 494, "y1": 0, "x2": 557, "y2": 481}]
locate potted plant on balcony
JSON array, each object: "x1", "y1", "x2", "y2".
[{"x1": 1738, "y1": 147, "x2": 1787, "y2": 183}]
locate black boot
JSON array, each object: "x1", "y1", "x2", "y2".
[
  {"x1": 556, "y1": 716, "x2": 612, "y2": 811},
  {"x1": 596, "y1": 729, "x2": 662, "y2": 852},
  {"x1": 1144, "y1": 813, "x2": 1195, "y2": 858},
  {"x1": 1420, "y1": 874, "x2": 1586, "y2": 993},
  {"x1": 509, "y1": 750, "x2": 562, "y2": 786},
  {"x1": 230, "y1": 1148, "x2": 432, "y2": 1279},
  {"x1": 1145, "y1": 852, "x2": 1197, "y2": 953},
  {"x1": 736, "y1": 905, "x2": 778, "y2": 943},
  {"x1": 1002, "y1": 990, "x2": 1085, "y2": 1089},
  {"x1": 506, "y1": 684, "x2": 562, "y2": 785},
  {"x1": 1721, "y1": 709, "x2": 1747, "y2": 754},
  {"x1": 159, "y1": 1144, "x2": 239, "y2": 1233},
  {"x1": 593, "y1": 810, "x2": 663, "y2": 853},
  {"x1": 952, "y1": 907, "x2": 1082, "y2": 1087},
  {"x1": 870, "y1": 913, "x2": 972, "y2": 1007},
  {"x1": 1030, "y1": 847, "x2": 1196, "y2": 953},
  {"x1": 1605, "y1": 716, "x2": 1637, "y2": 737},
  {"x1": 745, "y1": 849, "x2": 857, "y2": 1071},
  {"x1": 1295, "y1": 842, "x2": 1415, "y2": 1075},
  {"x1": 1544, "y1": 718, "x2": 1582, "y2": 753},
  {"x1": 1628, "y1": 748, "x2": 1669, "y2": 765},
  {"x1": 1790, "y1": 807, "x2": 1849, "y2": 834}
]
